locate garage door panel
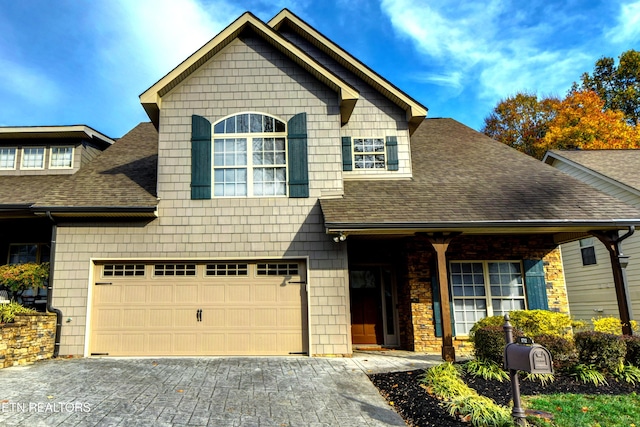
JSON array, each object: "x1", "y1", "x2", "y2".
[{"x1": 91, "y1": 261, "x2": 308, "y2": 356}]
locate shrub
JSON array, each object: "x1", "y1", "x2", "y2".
[
  {"x1": 0, "y1": 301, "x2": 37, "y2": 323},
  {"x1": 574, "y1": 331, "x2": 627, "y2": 374},
  {"x1": 0, "y1": 262, "x2": 49, "y2": 294},
  {"x1": 472, "y1": 325, "x2": 523, "y2": 365},
  {"x1": 469, "y1": 310, "x2": 573, "y2": 340},
  {"x1": 533, "y1": 334, "x2": 578, "y2": 373},
  {"x1": 444, "y1": 394, "x2": 513, "y2": 427},
  {"x1": 464, "y1": 358, "x2": 509, "y2": 382},
  {"x1": 592, "y1": 316, "x2": 639, "y2": 335},
  {"x1": 621, "y1": 335, "x2": 640, "y2": 367}
]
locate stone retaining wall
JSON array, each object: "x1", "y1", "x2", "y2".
[{"x1": 0, "y1": 313, "x2": 56, "y2": 368}]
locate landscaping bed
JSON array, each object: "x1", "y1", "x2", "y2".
[{"x1": 370, "y1": 368, "x2": 640, "y2": 426}]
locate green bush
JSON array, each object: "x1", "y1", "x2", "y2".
[
  {"x1": 621, "y1": 335, "x2": 640, "y2": 367},
  {"x1": 613, "y1": 363, "x2": 640, "y2": 385},
  {"x1": 0, "y1": 262, "x2": 49, "y2": 294},
  {"x1": 569, "y1": 363, "x2": 608, "y2": 386},
  {"x1": 533, "y1": 334, "x2": 578, "y2": 373},
  {"x1": 0, "y1": 301, "x2": 37, "y2": 323},
  {"x1": 472, "y1": 325, "x2": 522, "y2": 365},
  {"x1": 419, "y1": 362, "x2": 473, "y2": 399},
  {"x1": 464, "y1": 358, "x2": 509, "y2": 382},
  {"x1": 444, "y1": 394, "x2": 513, "y2": 427},
  {"x1": 574, "y1": 331, "x2": 627, "y2": 374},
  {"x1": 469, "y1": 310, "x2": 573, "y2": 340}
]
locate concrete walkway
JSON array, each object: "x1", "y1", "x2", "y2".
[{"x1": 0, "y1": 352, "x2": 441, "y2": 426}]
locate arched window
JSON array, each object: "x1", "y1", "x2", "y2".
[{"x1": 212, "y1": 113, "x2": 287, "y2": 197}]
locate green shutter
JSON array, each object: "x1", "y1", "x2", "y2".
[
  {"x1": 386, "y1": 136, "x2": 398, "y2": 171},
  {"x1": 342, "y1": 136, "x2": 352, "y2": 171},
  {"x1": 432, "y1": 274, "x2": 456, "y2": 337},
  {"x1": 287, "y1": 113, "x2": 309, "y2": 198},
  {"x1": 191, "y1": 115, "x2": 211, "y2": 199},
  {"x1": 524, "y1": 259, "x2": 549, "y2": 310}
]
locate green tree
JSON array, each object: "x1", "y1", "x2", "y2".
[
  {"x1": 574, "y1": 49, "x2": 640, "y2": 125},
  {"x1": 481, "y1": 92, "x2": 559, "y2": 159}
]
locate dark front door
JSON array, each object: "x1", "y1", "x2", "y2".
[{"x1": 349, "y1": 269, "x2": 383, "y2": 345}]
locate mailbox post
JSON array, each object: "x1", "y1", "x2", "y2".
[{"x1": 503, "y1": 314, "x2": 553, "y2": 426}]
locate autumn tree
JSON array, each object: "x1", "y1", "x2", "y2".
[
  {"x1": 481, "y1": 92, "x2": 559, "y2": 158},
  {"x1": 573, "y1": 49, "x2": 640, "y2": 125},
  {"x1": 539, "y1": 90, "x2": 640, "y2": 152}
]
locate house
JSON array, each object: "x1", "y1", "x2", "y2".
[
  {"x1": 2, "y1": 9, "x2": 640, "y2": 361},
  {"x1": 544, "y1": 149, "x2": 640, "y2": 325}
]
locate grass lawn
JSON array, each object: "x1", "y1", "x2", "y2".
[{"x1": 524, "y1": 392, "x2": 640, "y2": 427}]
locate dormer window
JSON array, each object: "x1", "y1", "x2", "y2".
[
  {"x1": 212, "y1": 113, "x2": 287, "y2": 197},
  {"x1": 50, "y1": 147, "x2": 74, "y2": 169},
  {"x1": 21, "y1": 147, "x2": 45, "y2": 169},
  {"x1": 0, "y1": 148, "x2": 16, "y2": 169}
]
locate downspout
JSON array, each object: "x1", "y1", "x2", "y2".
[{"x1": 46, "y1": 211, "x2": 63, "y2": 358}]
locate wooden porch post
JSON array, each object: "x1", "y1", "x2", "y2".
[
  {"x1": 591, "y1": 227, "x2": 635, "y2": 336},
  {"x1": 426, "y1": 233, "x2": 459, "y2": 362}
]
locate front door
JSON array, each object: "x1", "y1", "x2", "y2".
[{"x1": 349, "y1": 267, "x2": 398, "y2": 346}]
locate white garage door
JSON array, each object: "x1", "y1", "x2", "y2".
[{"x1": 90, "y1": 261, "x2": 308, "y2": 356}]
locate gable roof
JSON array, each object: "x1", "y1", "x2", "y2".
[
  {"x1": 268, "y1": 9, "x2": 427, "y2": 134},
  {"x1": 26, "y1": 122, "x2": 159, "y2": 217},
  {"x1": 139, "y1": 11, "x2": 359, "y2": 128},
  {"x1": 544, "y1": 149, "x2": 640, "y2": 194},
  {"x1": 320, "y1": 119, "x2": 640, "y2": 236}
]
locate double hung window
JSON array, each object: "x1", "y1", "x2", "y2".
[
  {"x1": 450, "y1": 261, "x2": 525, "y2": 335},
  {"x1": 0, "y1": 148, "x2": 16, "y2": 169},
  {"x1": 21, "y1": 147, "x2": 45, "y2": 169},
  {"x1": 50, "y1": 147, "x2": 73, "y2": 168},
  {"x1": 353, "y1": 138, "x2": 385, "y2": 169},
  {"x1": 212, "y1": 113, "x2": 287, "y2": 197}
]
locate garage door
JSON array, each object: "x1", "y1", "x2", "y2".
[{"x1": 90, "y1": 261, "x2": 308, "y2": 356}]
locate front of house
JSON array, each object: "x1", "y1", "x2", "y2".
[{"x1": 2, "y1": 10, "x2": 640, "y2": 360}]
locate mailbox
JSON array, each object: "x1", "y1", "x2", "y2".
[{"x1": 504, "y1": 343, "x2": 553, "y2": 374}]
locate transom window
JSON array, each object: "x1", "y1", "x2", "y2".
[
  {"x1": 353, "y1": 138, "x2": 385, "y2": 169},
  {"x1": 213, "y1": 113, "x2": 287, "y2": 197},
  {"x1": 50, "y1": 147, "x2": 73, "y2": 168},
  {"x1": 450, "y1": 261, "x2": 525, "y2": 335},
  {"x1": 0, "y1": 148, "x2": 16, "y2": 169},
  {"x1": 579, "y1": 238, "x2": 597, "y2": 266},
  {"x1": 21, "y1": 147, "x2": 45, "y2": 169}
]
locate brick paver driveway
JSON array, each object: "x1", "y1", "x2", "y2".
[{"x1": 0, "y1": 357, "x2": 409, "y2": 426}]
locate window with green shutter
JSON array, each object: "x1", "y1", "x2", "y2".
[{"x1": 343, "y1": 135, "x2": 399, "y2": 171}]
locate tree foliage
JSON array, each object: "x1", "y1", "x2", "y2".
[
  {"x1": 481, "y1": 92, "x2": 559, "y2": 158},
  {"x1": 574, "y1": 49, "x2": 640, "y2": 125}
]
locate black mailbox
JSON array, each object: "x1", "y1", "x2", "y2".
[{"x1": 504, "y1": 343, "x2": 553, "y2": 374}]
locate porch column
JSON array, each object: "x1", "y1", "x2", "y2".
[
  {"x1": 591, "y1": 227, "x2": 635, "y2": 336},
  {"x1": 426, "y1": 233, "x2": 459, "y2": 362}
]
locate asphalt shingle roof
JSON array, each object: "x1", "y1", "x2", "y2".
[
  {"x1": 548, "y1": 149, "x2": 640, "y2": 192},
  {"x1": 32, "y1": 122, "x2": 158, "y2": 209},
  {"x1": 320, "y1": 118, "x2": 640, "y2": 228}
]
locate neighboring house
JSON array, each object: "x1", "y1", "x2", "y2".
[
  {"x1": 2, "y1": 10, "x2": 640, "y2": 361},
  {"x1": 0, "y1": 125, "x2": 114, "y2": 309},
  {"x1": 544, "y1": 149, "x2": 640, "y2": 323}
]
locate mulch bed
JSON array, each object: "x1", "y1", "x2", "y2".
[{"x1": 369, "y1": 369, "x2": 640, "y2": 427}]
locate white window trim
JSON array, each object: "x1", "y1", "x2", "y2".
[
  {"x1": 449, "y1": 260, "x2": 527, "y2": 336},
  {"x1": 351, "y1": 136, "x2": 387, "y2": 170},
  {"x1": 49, "y1": 146, "x2": 74, "y2": 169},
  {"x1": 21, "y1": 147, "x2": 46, "y2": 170},
  {"x1": 0, "y1": 147, "x2": 17, "y2": 170},
  {"x1": 212, "y1": 112, "x2": 288, "y2": 198}
]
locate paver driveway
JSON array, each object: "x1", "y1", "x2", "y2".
[{"x1": 0, "y1": 356, "x2": 421, "y2": 426}]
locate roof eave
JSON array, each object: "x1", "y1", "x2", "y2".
[{"x1": 31, "y1": 206, "x2": 158, "y2": 218}]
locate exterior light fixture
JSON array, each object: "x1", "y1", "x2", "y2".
[{"x1": 332, "y1": 232, "x2": 347, "y2": 242}]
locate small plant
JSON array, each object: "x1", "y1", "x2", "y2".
[
  {"x1": 0, "y1": 301, "x2": 37, "y2": 323},
  {"x1": 613, "y1": 363, "x2": 640, "y2": 385},
  {"x1": 592, "y1": 316, "x2": 638, "y2": 335},
  {"x1": 569, "y1": 363, "x2": 608, "y2": 386},
  {"x1": 464, "y1": 358, "x2": 509, "y2": 382},
  {"x1": 575, "y1": 331, "x2": 627, "y2": 374},
  {"x1": 444, "y1": 394, "x2": 513, "y2": 427},
  {"x1": 419, "y1": 362, "x2": 474, "y2": 399},
  {"x1": 523, "y1": 372, "x2": 555, "y2": 386},
  {"x1": 0, "y1": 262, "x2": 49, "y2": 294}
]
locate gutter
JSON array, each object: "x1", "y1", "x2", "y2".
[{"x1": 45, "y1": 211, "x2": 63, "y2": 358}]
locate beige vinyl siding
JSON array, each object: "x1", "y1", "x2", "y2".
[{"x1": 551, "y1": 158, "x2": 640, "y2": 322}]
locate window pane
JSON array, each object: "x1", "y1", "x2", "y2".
[
  {"x1": 9, "y1": 244, "x2": 38, "y2": 264},
  {"x1": 51, "y1": 147, "x2": 73, "y2": 168},
  {"x1": 0, "y1": 148, "x2": 16, "y2": 169},
  {"x1": 213, "y1": 121, "x2": 225, "y2": 134},
  {"x1": 214, "y1": 168, "x2": 247, "y2": 196},
  {"x1": 263, "y1": 116, "x2": 274, "y2": 133},
  {"x1": 22, "y1": 147, "x2": 44, "y2": 168},
  {"x1": 236, "y1": 114, "x2": 248, "y2": 133},
  {"x1": 275, "y1": 119, "x2": 285, "y2": 133},
  {"x1": 250, "y1": 114, "x2": 262, "y2": 133}
]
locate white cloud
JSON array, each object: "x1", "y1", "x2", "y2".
[
  {"x1": 410, "y1": 71, "x2": 464, "y2": 92},
  {"x1": 606, "y1": 1, "x2": 640, "y2": 44},
  {"x1": 0, "y1": 58, "x2": 61, "y2": 105}
]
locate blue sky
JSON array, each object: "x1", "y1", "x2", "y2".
[{"x1": 1, "y1": 0, "x2": 639, "y2": 138}]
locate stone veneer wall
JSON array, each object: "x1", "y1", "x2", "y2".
[
  {"x1": 402, "y1": 234, "x2": 570, "y2": 354},
  {"x1": 0, "y1": 313, "x2": 56, "y2": 368}
]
